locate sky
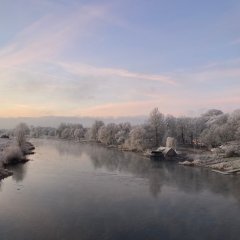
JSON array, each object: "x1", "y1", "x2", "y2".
[{"x1": 0, "y1": 0, "x2": 240, "y2": 118}]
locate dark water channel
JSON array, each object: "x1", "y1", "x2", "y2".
[{"x1": 1, "y1": 139, "x2": 240, "y2": 240}]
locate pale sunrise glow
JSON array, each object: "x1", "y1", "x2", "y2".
[{"x1": 0, "y1": 0, "x2": 240, "y2": 118}]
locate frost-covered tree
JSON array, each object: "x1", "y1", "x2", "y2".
[
  {"x1": 165, "y1": 115, "x2": 177, "y2": 139},
  {"x1": 235, "y1": 127, "x2": 240, "y2": 141},
  {"x1": 56, "y1": 123, "x2": 86, "y2": 140},
  {"x1": 90, "y1": 120, "x2": 104, "y2": 141},
  {"x1": 74, "y1": 128, "x2": 85, "y2": 141},
  {"x1": 126, "y1": 126, "x2": 147, "y2": 151},
  {"x1": 198, "y1": 109, "x2": 240, "y2": 147},
  {"x1": 61, "y1": 128, "x2": 72, "y2": 139},
  {"x1": 30, "y1": 126, "x2": 57, "y2": 138},
  {"x1": 228, "y1": 109, "x2": 240, "y2": 129},
  {"x1": 42, "y1": 108, "x2": 240, "y2": 150},
  {"x1": 57, "y1": 123, "x2": 68, "y2": 138},
  {"x1": 98, "y1": 123, "x2": 119, "y2": 145},
  {"x1": 202, "y1": 109, "x2": 223, "y2": 118},
  {"x1": 15, "y1": 123, "x2": 29, "y2": 148},
  {"x1": 148, "y1": 108, "x2": 165, "y2": 147},
  {"x1": 115, "y1": 122, "x2": 132, "y2": 145},
  {"x1": 200, "y1": 125, "x2": 223, "y2": 147},
  {"x1": 176, "y1": 117, "x2": 188, "y2": 144}
]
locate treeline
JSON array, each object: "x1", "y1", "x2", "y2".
[{"x1": 28, "y1": 108, "x2": 240, "y2": 151}]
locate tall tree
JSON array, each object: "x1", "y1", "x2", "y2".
[
  {"x1": 148, "y1": 108, "x2": 165, "y2": 147},
  {"x1": 90, "y1": 120, "x2": 104, "y2": 141}
]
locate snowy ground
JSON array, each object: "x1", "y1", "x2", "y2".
[
  {"x1": 0, "y1": 138, "x2": 13, "y2": 165},
  {"x1": 0, "y1": 138, "x2": 14, "y2": 178},
  {"x1": 179, "y1": 141, "x2": 240, "y2": 174},
  {"x1": 208, "y1": 157, "x2": 240, "y2": 172}
]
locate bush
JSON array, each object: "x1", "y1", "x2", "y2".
[{"x1": 3, "y1": 146, "x2": 23, "y2": 165}]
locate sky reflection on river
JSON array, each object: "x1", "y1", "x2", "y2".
[{"x1": 1, "y1": 139, "x2": 240, "y2": 240}]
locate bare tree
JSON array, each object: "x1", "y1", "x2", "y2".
[
  {"x1": 148, "y1": 108, "x2": 165, "y2": 147},
  {"x1": 15, "y1": 123, "x2": 29, "y2": 149}
]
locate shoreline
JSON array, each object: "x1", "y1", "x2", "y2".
[
  {"x1": 85, "y1": 139, "x2": 240, "y2": 175},
  {"x1": 177, "y1": 143, "x2": 240, "y2": 175},
  {"x1": 7, "y1": 137, "x2": 240, "y2": 177},
  {"x1": 0, "y1": 139, "x2": 35, "y2": 180},
  {"x1": 80, "y1": 139, "x2": 240, "y2": 175}
]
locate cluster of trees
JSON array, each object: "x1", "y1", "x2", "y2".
[
  {"x1": 200, "y1": 109, "x2": 240, "y2": 147},
  {"x1": 25, "y1": 108, "x2": 240, "y2": 151},
  {"x1": 30, "y1": 126, "x2": 56, "y2": 138},
  {"x1": 56, "y1": 123, "x2": 86, "y2": 141}
]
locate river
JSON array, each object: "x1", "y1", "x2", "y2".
[{"x1": 1, "y1": 139, "x2": 240, "y2": 240}]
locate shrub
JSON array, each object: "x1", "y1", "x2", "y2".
[{"x1": 3, "y1": 146, "x2": 23, "y2": 165}]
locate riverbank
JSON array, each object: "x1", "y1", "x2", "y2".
[
  {"x1": 178, "y1": 141, "x2": 240, "y2": 174},
  {"x1": 29, "y1": 136, "x2": 240, "y2": 175},
  {"x1": 0, "y1": 138, "x2": 35, "y2": 180}
]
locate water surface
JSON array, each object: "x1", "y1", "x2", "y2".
[{"x1": 1, "y1": 139, "x2": 240, "y2": 240}]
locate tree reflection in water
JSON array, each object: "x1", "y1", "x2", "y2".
[
  {"x1": 6, "y1": 139, "x2": 240, "y2": 202},
  {"x1": 7, "y1": 163, "x2": 28, "y2": 183},
  {"x1": 86, "y1": 143, "x2": 240, "y2": 201}
]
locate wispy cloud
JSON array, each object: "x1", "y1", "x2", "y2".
[
  {"x1": 174, "y1": 58, "x2": 240, "y2": 85},
  {"x1": 0, "y1": 1, "x2": 240, "y2": 118},
  {"x1": 0, "y1": 4, "x2": 108, "y2": 67},
  {"x1": 58, "y1": 62, "x2": 177, "y2": 85}
]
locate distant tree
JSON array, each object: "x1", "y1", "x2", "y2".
[
  {"x1": 115, "y1": 122, "x2": 132, "y2": 145},
  {"x1": 235, "y1": 127, "x2": 240, "y2": 141},
  {"x1": 199, "y1": 110, "x2": 239, "y2": 147},
  {"x1": 176, "y1": 117, "x2": 188, "y2": 144},
  {"x1": 165, "y1": 115, "x2": 177, "y2": 139},
  {"x1": 228, "y1": 109, "x2": 240, "y2": 129},
  {"x1": 61, "y1": 128, "x2": 71, "y2": 139},
  {"x1": 90, "y1": 120, "x2": 104, "y2": 141},
  {"x1": 202, "y1": 109, "x2": 223, "y2": 118},
  {"x1": 84, "y1": 128, "x2": 91, "y2": 141},
  {"x1": 74, "y1": 128, "x2": 85, "y2": 141},
  {"x1": 15, "y1": 123, "x2": 29, "y2": 149},
  {"x1": 126, "y1": 126, "x2": 147, "y2": 151},
  {"x1": 98, "y1": 123, "x2": 119, "y2": 145},
  {"x1": 148, "y1": 108, "x2": 165, "y2": 147},
  {"x1": 200, "y1": 126, "x2": 221, "y2": 147},
  {"x1": 57, "y1": 123, "x2": 68, "y2": 138},
  {"x1": 48, "y1": 128, "x2": 57, "y2": 137}
]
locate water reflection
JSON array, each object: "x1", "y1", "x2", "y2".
[
  {"x1": 83, "y1": 142, "x2": 240, "y2": 201},
  {"x1": 1, "y1": 139, "x2": 240, "y2": 240},
  {"x1": 5, "y1": 139, "x2": 240, "y2": 201},
  {"x1": 7, "y1": 163, "x2": 28, "y2": 182}
]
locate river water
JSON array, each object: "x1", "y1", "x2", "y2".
[{"x1": 1, "y1": 139, "x2": 240, "y2": 240}]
